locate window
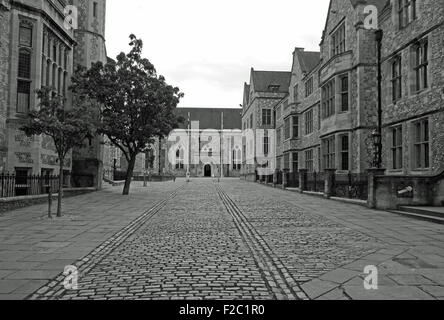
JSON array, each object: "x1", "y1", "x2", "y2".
[
  {"x1": 340, "y1": 75, "x2": 349, "y2": 112},
  {"x1": 305, "y1": 77, "x2": 314, "y2": 97},
  {"x1": 414, "y1": 40, "x2": 428, "y2": 92},
  {"x1": 232, "y1": 149, "x2": 241, "y2": 170},
  {"x1": 262, "y1": 109, "x2": 272, "y2": 126},
  {"x1": 413, "y1": 119, "x2": 429, "y2": 169},
  {"x1": 53, "y1": 45, "x2": 57, "y2": 62},
  {"x1": 268, "y1": 85, "x2": 280, "y2": 92},
  {"x1": 93, "y1": 2, "x2": 98, "y2": 18},
  {"x1": 17, "y1": 81, "x2": 30, "y2": 113},
  {"x1": 292, "y1": 152, "x2": 299, "y2": 173},
  {"x1": 340, "y1": 135, "x2": 349, "y2": 171},
  {"x1": 331, "y1": 22, "x2": 346, "y2": 57},
  {"x1": 46, "y1": 60, "x2": 50, "y2": 86},
  {"x1": 284, "y1": 153, "x2": 290, "y2": 170},
  {"x1": 322, "y1": 136, "x2": 336, "y2": 169},
  {"x1": 322, "y1": 79, "x2": 335, "y2": 119},
  {"x1": 263, "y1": 137, "x2": 269, "y2": 156},
  {"x1": 392, "y1": 56, "x2": 402, "y2": 103},
  {"x1": 175, "y1": 148, "x2": 184, "y2": 170},
  {"x1": 305, "y1": 109, "x2": 313, "y2": 135},
  {"x1": 391, "y1": 126, "x2": 403, "y2": 170},
  {"x1": 208, "y1": 148, "x2": 213, "y2": 158},
  {"x1": 19, "y1": 24, "x2": 32, "y2": 47},
  {"x1": 18, "y1": 49, "x2": 31, "y2": 79},
  {"x1": 276, "y1": 127, "x2": 282, "y2": 145},
  {"x1": 293, "y1": 84, "x2": 299, "y2": 103},
  {"x1": 276, "y1": 105, "x2": 281, "y2": 120},
  {"x1": 250, "y1": 114, "x2": 253, "y2": 128},
  {"x1": 305, "y1": 149, "x2": 314, "y2": 172},
  {"x1": 284, "y1": 118, "x2": 291, "y2": 140},
  {"x1": 292, "y1": 116, "x2": 299, "y2": 139},
  {"x1": 398, "y1": 0, "x2": 417, "y2": 29}
]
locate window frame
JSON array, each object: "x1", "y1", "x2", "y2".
[
  {"x1": 391, "y1": 125, "x2": 403, "y2": 170},
  {"x1": 391, "y1": 55, "x2": 402, "y2": 103},
  {"x1": 305, "y1": 109, "x2": 314, "y2": 135},
  {"x1": 340, "y1": 74, "x2": 349, "y2": 112},
  {"x1": 414, "y1": 40, "x2": 428, "y2": 92},
  {"x1": 412, "y1": 119, "x2": 430, "y2": 170}
]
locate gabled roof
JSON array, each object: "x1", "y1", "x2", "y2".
[
  {"x1": 175, "y1": 108, "x2": 242, "y2": 130},
  {"x1": 251, "y1": 70, "x2": 291, "y2": 93},
  {"x1": 297, "y1": 51, "x2": 321, "y2": 74}
]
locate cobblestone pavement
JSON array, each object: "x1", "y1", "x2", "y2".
[
  {"x1": 22, "y1": 178, "x2": 444, "y2": 300},
  {"x1": 0, "y1": 181, "x2": 183, "y2": 300}
]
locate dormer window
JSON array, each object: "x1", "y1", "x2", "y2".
[
  {"x1": 398, "y1": 0, "x2": 417, "y2": 29},
  {"x1": 268, "y1": 85, "x2": 280, "y2": 92}
]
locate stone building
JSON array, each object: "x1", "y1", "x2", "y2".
[
  {"x1": 0, "y1": 0, "x2": 77, "y2": 183},
  {"x1": 241, "y1": 69, "x2": 291, "y2": 180},
  {"x1": 242, "y1": 0, "x2": 444, "y2": 205},
  {"x1": 70, "y1": 0, "x2": 107, "y2": 189},
  {"x1": 148, "y1": 108, "x2": 242, "y2": 178},
  {"x1": 378, "y1": 0, "x2": 444, "y2": 176},
  {"x1": 0, "y1": 0, "x2": 108, "y2": 190}
]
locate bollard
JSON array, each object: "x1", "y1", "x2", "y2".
[{"x1": 48, "y1": 187, "x2": 52, "y2": 219}]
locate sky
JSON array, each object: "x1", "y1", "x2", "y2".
[{"x1": 105, "y1": 0, "x2": 331, "y2": 109}]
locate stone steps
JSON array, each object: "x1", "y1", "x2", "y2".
[{"x1": 390, "y1": 206, "x2": 444, "y2": 225}]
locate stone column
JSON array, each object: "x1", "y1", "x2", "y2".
[
  {"x1": 273, "y1": 169, "x2": 278, "y2": 187},
  {"x1": 367, "y1": 168, "x2": 386, "y2": 209},
  {"x1": 282, "y1": 169, "x2": 289, "y2": 189},
  {"x1": 324, "y1": 169, "x2": 337, "y2": 199},
  {"x1": 299, "y1": 169, "x2": 308, "y2": 193}
]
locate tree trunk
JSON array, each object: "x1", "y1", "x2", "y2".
[
  {"x1": 123, "y1": 155, "x2": 136, "y2": 195},
  {"x1": 57, "y1": 158, "x2": 64, "y2": 217}
]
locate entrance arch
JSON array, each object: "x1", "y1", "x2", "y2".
[{"x1": 204, "y1": 164, "x2": 212, "y2": 177}]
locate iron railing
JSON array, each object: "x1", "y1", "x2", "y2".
[
  {"x1": 333, "y1": 173, "x2": 369, "y2": 200},
  {"x1": 0, "y1": 173, "x2": 60, "y2": 198}
]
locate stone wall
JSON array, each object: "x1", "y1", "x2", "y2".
[{"x1": 0, "y1": 1, "x2": 10, "y2": 172}]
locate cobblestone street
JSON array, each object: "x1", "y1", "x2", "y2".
[{"x1": 1, "y1": 179, "x2": 444, "y2": 300}]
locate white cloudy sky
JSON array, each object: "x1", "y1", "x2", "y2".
[{"x1": 105, "y1": 0, "x2": 330, "y2": 108}]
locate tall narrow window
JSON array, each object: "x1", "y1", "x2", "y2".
[
  {"x1": 340, "y1": 135, "x2": 349, "y2": 171},
  {"x1": 93, "y1": 2, "x2": 98, "y2": 18},
  {"x1": 413, "y1": 119, "x2": 429, "y2": 169},
  {"x1": 340, "y1": 75, "x2": 349, "y2": 112},
  {"x1": 284, "y1": 118, "x2": 291, "y2": 140},
  {"x1": 175, "y1": 148, "x2": 184, "y2": 170},
  {"x1": 398, "y1": 0, "x2": 417, "y2": 29},
  {"x1": 17, "y1": 81, "x2": 30, "y2": 113},
  {"x1": 331, "y1": 22, "x2": 346, "y2": 57},
  {"x1": 305, "y1": 77, "x2": 313, "y2": 97},
  {"x1": 263, "y1": 137, "x2": 269, "y2": 156},
  {"x1": 19, "y1": 24, "x2": 32, "y2": 47},
  {"x1": 414, "y1": 40, "x2": 428, "y2": 91},
  {"x1": 262, "y1": 109, "x2": 271, "y2": 126},
  {"x1": 305, "y1": 109, "x2": 313, "y2": 135},
  {"x1": 250, "y1": 114, "x2": 253, "y2": 128},
  {"x1": 305, "y1": 149, "x2": 314, "y2": 173},
  {"x1": 18, "y1": 49, "x2": 31, "y2": 79},
  {"x1": 284, "y1": 154, "x2": 290, "y2": 170},
  {"x1": 322, "y1": 136, "x2": 336, "y2": 169},
  {"x1": 293, "y1": 84, "x2": 299, "y2": 103},
  {"x1": 292, "y1": 116, "x2": 299, "y2": 139},
  {"x1": 391, "y1": 126, "x2": 403, "y2": 169},
  {"x1": 391, "y1": 56, "x2": 402, "y2": 103},
  {"x1": 292, "y1": 152, "x2": 299, "y2": 173},
  {"x1": 322, "y1": 79, "x2": 335, "y2": 118}
]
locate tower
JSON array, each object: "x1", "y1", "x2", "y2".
[{"x1": 70, "y1": 0, "x2": 107, "y2": 188}]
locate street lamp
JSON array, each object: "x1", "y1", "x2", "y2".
[{"x1": 371, "y1": 130, "x2": 382, "y2": 169}]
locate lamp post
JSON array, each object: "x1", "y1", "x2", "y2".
[{"x1": 375, "y1": 29, "x2": 384, "y2": 169}]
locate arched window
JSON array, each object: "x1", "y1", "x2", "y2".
[
  {"x1": 175, "y1": 147, "x2": 184, "y2": 170},
  {"x1": 232, "y1": 147, "x2": 242, "y2": 170}
]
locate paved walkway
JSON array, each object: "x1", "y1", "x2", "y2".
[{"x1": 1, "y1": 179, "x2": 444, "y2": 300}]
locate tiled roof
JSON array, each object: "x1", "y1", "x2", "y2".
[
  {"x1": 298, "y1": 51, "x2": 321, "y2": 74},
  {"x1": 251, "y1": 70, "x2": 291, "y2": 93},
  {"x1": 175, "y1": 108, "x2": 242, "y2": 130}
]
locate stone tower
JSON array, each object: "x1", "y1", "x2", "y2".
[{"x1": 70, "y1": 0, "x2": 107, "y2": 188}]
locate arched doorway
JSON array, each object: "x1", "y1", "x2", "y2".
[{"x1": 204, "y1": 164, "x2": 212, "y2": 177}]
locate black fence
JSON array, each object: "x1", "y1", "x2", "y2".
[
  {"x1": 0, "y1": 173, "x2": 60, "y2": 198},
  {"x1": 287, "y1": 172, "x2": 300, "y2": 188},
  {"x1": 333, "y1": 173, "x2": 369, "y2": 200},
  {"x1": 306, "y1": 172, "x2": 325, "y2": 192}
]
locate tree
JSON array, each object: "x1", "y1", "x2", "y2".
[
  {"x1": 21, "y1": 88, "x2": 97, "y2": 217},
  {"x1": 71, "y1": 34, "x2": 184, "y2": 195}
]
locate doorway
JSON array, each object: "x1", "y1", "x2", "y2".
[{"x1": 204, "y1": 164, "x2": 211, "y2": 177}]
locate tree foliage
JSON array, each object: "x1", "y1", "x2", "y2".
[{"x1": 71, "y1": 34, "x2": 184, "y2": 195}]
